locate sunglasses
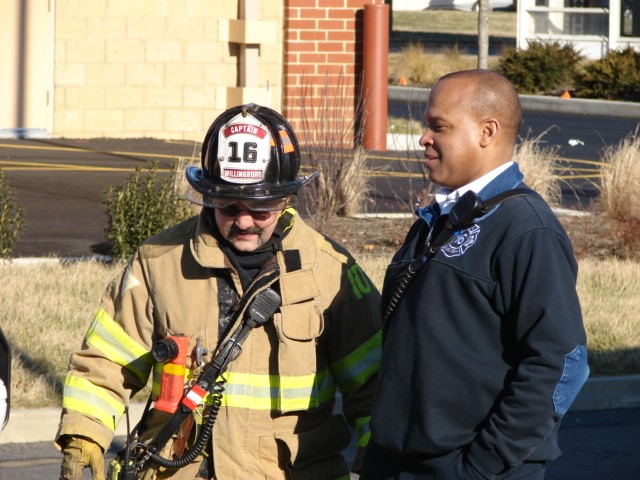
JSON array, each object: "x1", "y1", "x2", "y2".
[
  {"x1": 209, "y1": 196, "x2": 293, "y2": 210},
  {"x1": 217, "y1": 202, "x2": 283, "y2": 220}
]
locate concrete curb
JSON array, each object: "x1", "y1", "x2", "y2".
[
  {"x1": 0, "y1": 403, "x2": 147, "y2": 446},
  {"x1": 388, "y1": 86, "x2": 640, "y2": 119},
  {"x1": 1, "y1": 375, "x2": 638, "y2": 445}
]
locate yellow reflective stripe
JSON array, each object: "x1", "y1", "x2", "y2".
[
  {"x1": 162, "y1": 363, "x2": 185, "y2": 376},
  {"x1": 151, "y1": 367, "x2": 338, "y2": 411},
  {"x1": 86, "y1": 308, "x2": 152, "y2": 385},
  {"x1": 63, "y1": 374, "x2": 125, "y2": 432},
  {"x1": 152, "y1": 363, "x2": 161, "y2": 398},
  {"x1": 355, "y1": 415, "x2": 372, "y2": 448},
  {"x1": 332, "y1": 331, "x2": 381, "y2": 394},
  {"x1": 219, "y1": 369, "x2": 336, "y2": 411}
]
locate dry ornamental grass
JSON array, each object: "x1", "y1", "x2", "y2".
[{"x1": 2, "y1": 214, "x2": 640, "y2": 410}]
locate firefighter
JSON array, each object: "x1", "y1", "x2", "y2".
[{"x1": 56, "y1": 104, "x2": 382, "y2": 479}]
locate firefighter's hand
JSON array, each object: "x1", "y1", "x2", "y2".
[{"x1": 60, "y1": 436, "x2": 106, "y2": 480}]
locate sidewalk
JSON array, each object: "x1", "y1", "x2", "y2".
[{"x1": 2, "y1": 374, "x2": 639, "y2": 445}]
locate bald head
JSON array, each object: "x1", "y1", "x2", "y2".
[
  {"x1": 435, "y1": 69, "x2": 522, "y2": 145},
  {"x1": 419, "y1": 69, "x2": 523, "y2": 188}
]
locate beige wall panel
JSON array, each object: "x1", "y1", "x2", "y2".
[
  {"x1": 203, "y1": 64, "x2": 238, "y2": 87},
  {"x1": 126, "y1": 64, "x2": 166, "y2": 86},
  {"x1": 184, "y1": 86, "x2": 219, "y2": 108},
  {"x1": 105, "y1": 39, "x2": 145, "y2": 64},
  {"x1": 126, "y1": 16, "x2": 166, "y2": 40},
  {"x1": 64, "y1": 86, "x2": 105, "y2": 109},
  {"x1": 65, "y1": 39, "x2": 106, "y2": 63},
  {"x1": 55, "y1": 0, "x2": 103, "y2": 16},
  {"x1": 165, "y1": 64, "x2": 204, "y2": 86},
  {"x1": 143, "y1": 0, "x2": 229, "y2": 18},
  {"x1": 47, "y1": 0, "x2": 283, "y2": 138},
  {"x1": 105, "y1": 86, "x2": 145, "y2": 109},
  {"x1": 57, "y1": 109, "x2": 84, "y2": 133},
  {"x1": 84, "y1": 109, "x2": 125, "y2": 133},
  {"x1": 164, "y1": 109, "x2": 204, "y2": 135},
  {"x1": 184, "y1": 41, "x2": 226, "y2": 64},
  {"x1": 124, "y1": 109, "x2": 164, "y2": 132},
  {"x1": 261, "y1": 0, "x2": 281, "y2": 17},
  {"x1": 187, "y1": 0, "x2": 238, "y2": 18},
  {"x1": 144, "y1": 86, "x2": 184, "y2": 108},
  {"x1": 261, "y1": 44, "x2": 283, "y2": 65},
  {"x1": 167, "y1": 18, "x2": 206, "y2": 40},
  {"x1": 55, "y1": 64, "x2": 86, "y2": 87},
  {"x1": 106, "y1": 0, "x2": 145, "y2": 16},
  {"x1": 87, "y1": 64, "x2": 126, "y2": 86},
  {"x1": 56, "y1": 17, "x2": 87, "y2": 40},
  {"x1": 54, "y1": 40, "x2": 66, "y2": 63},
  {"x1": 86, "y1": 17, "x2": 127, "y2": 40},
  {"x1": 146, "y1": 41, "x2": 184, "y2": 63},
  {"x1": 201, "y1": 109, "x2": 222, "y2": 132}
]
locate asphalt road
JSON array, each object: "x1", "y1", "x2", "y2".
[
  {"x1": 1, "y1": 138, "x2": 193, "y2": 258},
  {"x1": 4, "y1": 96, "x2": 636, "y2": 259},
  {"x1": 0, "y1": 134, "x2": 609, "y2": 258},
  {"x1": 1, "y1": 408, "x2": 639, "y2": 479}
]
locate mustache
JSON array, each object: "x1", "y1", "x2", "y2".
[{"x1": 228, "y1": 225, "x2": 263, "y2": 236}]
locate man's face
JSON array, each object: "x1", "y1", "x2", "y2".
[
  {"x1": 213, "y1": 201, "x2": 282, "y2": 252},
  {"x1": 418, "y1": 78, "x2": 487, "y2": 189}
]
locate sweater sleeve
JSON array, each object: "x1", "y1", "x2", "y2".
[{"x1": 467, "y1": 224, "x2": 589, "y2": 477}]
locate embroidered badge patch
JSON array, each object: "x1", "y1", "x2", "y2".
[{"x1": 441, "y1": 224, "x2": 480, "y2": 257}]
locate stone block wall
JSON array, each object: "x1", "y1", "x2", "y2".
[{"x1": 53, "y1": 0, "x2": 283, "y2": 140}]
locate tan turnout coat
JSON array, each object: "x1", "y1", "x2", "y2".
[{"x1": 56, "y1": 210, "x2": 382, "y2": 479}]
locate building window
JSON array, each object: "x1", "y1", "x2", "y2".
[
  {"x1": 621, "y1": 0, "x2": 640, "y2": 36},
  {"x1": 530, "y1": 0, "x2": 609, "y2": 36}
]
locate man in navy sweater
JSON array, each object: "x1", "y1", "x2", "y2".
[{"x1": 361, "y1": 70, "x2": 589, "y2": 480}]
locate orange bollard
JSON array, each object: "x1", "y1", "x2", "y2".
[
  {"x1": 399, "y1": 75, "x2": 408, "y2": 86},
  {"x1": 362, "y1": 4, "x2": 389, "y2": 151}
]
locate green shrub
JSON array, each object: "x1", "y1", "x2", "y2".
[
  {"x1": 574, "y1": 47, "x2": 640, "y2": 102},
  {"x1": 0, "y1": 169, "x2": 24, "y2": 257},
  {"x1": 104, "y1": 162, "x2": 193, "y2": 260},
  {"x1": 498, "y1": 40, "x2": 582, "y2": 94}
]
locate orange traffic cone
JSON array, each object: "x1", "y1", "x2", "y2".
[
  {"x1": 560, "y1": 90, "x2": 571, "y2": 99},
  {"x1": 399, "y1": 76, "x2": 408, "y2": 86}
]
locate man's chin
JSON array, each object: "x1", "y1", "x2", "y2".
[{"x1": 229, "y1": 235, "x2": 260, "y2": 252}]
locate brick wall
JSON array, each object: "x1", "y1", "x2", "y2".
[{"x1": 282, "y1": 0, "x2": 385, "y2": 145}]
